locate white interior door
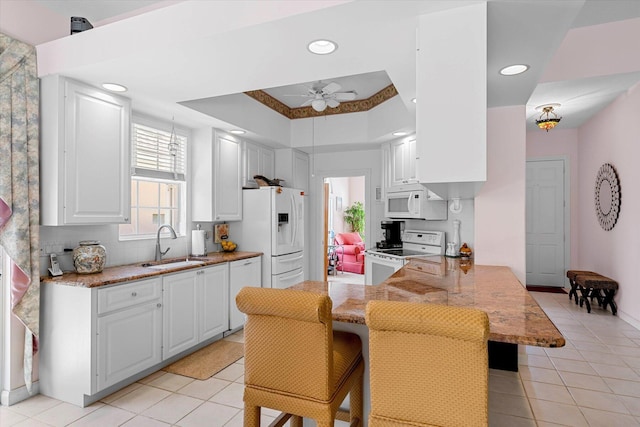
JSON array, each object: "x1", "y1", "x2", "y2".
[{"x1": 526, "y1": 159, "x2": 566, "y2": 286}]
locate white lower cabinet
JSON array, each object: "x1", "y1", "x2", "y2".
[
  {"x1": 229, "y1": 256, "x2": 261, "y2": 330},
  {"x1": 162, "y1": 264, "x2": 229, "y2": 359},
  {"x1": 97, "y1": 300, "x2": 162, "y2": 391},
  {"x1": 162, "y1": 271, "x2": 199, "y2": 359},
  {"x1": 40, "y1": 259, "x2": 249, "y2": 407},
  {"x1": 199, "y1": 264, "x2": 230, "y2": 341}
]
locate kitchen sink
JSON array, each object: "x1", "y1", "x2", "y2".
[{"x1": 143, "y1": 260, "x2": 206, "y2": 270}]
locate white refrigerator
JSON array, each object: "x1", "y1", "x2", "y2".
[{"x1": 229, "y1": 187, "x2": 304, "y2": 289}]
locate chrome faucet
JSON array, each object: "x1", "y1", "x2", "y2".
[{"x1": 155, "y1": 224, "x2": 177, "y2": 261}]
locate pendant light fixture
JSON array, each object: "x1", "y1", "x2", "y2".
[
  {"x1": 311, "y1": 116, "x2": 316, "y2": 177},
  {"x1": 535, "y1": 104, "x2": 562, "y2": 132},
  {"x1": 168, "y1": 117, "x2": 179, "y2": 179}
]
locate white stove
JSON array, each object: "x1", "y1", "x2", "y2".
[{"x1": 364, "y1": 230, "x2": 445, "y2": 285}]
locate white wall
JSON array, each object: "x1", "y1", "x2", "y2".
[
  {"x1": 327, "y1": 177, "x2": 350, "y2": 234},
  {"x1": 475, "y1": 106, "x2": 526, "y2": 284},
  {"x1": 576, "y1": 83, "x2": 640, "y2": 327}
]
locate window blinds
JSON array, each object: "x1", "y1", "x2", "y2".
[{"x1": 132, "y1": 122, "x2": 186, "y2": 181}]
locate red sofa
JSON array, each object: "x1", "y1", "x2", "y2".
[{"x1": 334, "y1": 232, "x2": 365, "y2": 274}]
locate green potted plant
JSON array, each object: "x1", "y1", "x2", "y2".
[{"x1": 343, "y1": 201, "x2": 365, "y2": 237}]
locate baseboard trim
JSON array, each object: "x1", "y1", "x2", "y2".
[
  {"x1": 526, "y1": 285, "x2": 567, "y2": 294},
  {"x1": 1, "y1": 381, "x2": 39, "y2": 406}
]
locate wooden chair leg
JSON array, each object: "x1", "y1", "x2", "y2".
[
  {"x1": 290, "y1": 415, "x2": 303, "y2": 427},
  {"x1": 244, "y1": 404, "x2": 261, "y2": 427},
  {"x1": 350, "y1": 374, "x2": 363, "y2": 427}
]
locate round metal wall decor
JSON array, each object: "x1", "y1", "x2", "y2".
[{"x1": 594, "y1": 163, "x2": 620, "y2": 231}]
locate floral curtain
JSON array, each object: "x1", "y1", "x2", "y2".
[{"x1": 0, "y1": 33, "x2": 40, "y2": 393}]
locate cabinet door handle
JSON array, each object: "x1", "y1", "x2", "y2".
[
  {"x1": 124, "y1": 217, "x2": 129, "y2": 222},
  {"x1": 131, "y1": 292, "x2": 137, "y2": 297},
  {"x1": 157, "y1": 303, "x2": 162, "y2": 308}
]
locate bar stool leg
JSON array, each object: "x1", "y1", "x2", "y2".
[
  {"x1": 350, "y1": 376, "x2": 363, "y2": 427},
  {"x1": 290, "y1": 416, "x2": 303, "y2": 427},
  {"x1": 244, "y1": 404, "x2": 260, "y2": 427}
]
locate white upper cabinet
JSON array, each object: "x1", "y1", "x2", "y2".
[
  {"x1": 243, "y1": 140, "x2": 275, "y2": 188},
  {"x1": 192, "y1": 129, "x2": 242, "y2": 221},
  {"x1": 40, "y1": 75, "x2": 131, "y2": 225},
  {"x1": 389, "y1": 137, "x2": 417, "y2": 187},
  {"x1": 416, "y1": 3, "x2": 486, "y2": 191},
  {"x1": 275, "y1": 148, "x2": 309, "y2": 193}
]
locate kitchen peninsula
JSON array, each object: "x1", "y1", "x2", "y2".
[
  {"x1": 294, "y1": 256, "x2": 565, "y2": 349},
  {"x1": 291, "y1": 256, "x2": 564, "y2": 426}
]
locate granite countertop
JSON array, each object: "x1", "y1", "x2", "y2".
[
  {"x1": 290, "y1": 256, "x2": 566, "y2": 348},
  {"x1": 40, "y1": 251, "x2": 262, "y2": 288}
]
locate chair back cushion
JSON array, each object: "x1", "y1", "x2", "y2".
[
  {"x1": 237, "y1": 287, "x2": 334, "y2": 401},
  {"x1": 335, "y1": 232, "x2": 362, "y2": 246},
  {"x1": 366, "y1": 301, "x2": 489, "y2": 427}
]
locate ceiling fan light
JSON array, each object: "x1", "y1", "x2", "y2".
[
  {"x1": 307, "y1": 39, "x2": 337, "y2": 55},
  {"x1": 311, "y1": 99, "x2": 327, "y2": 112}
]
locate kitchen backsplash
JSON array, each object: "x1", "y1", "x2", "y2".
[
  {"x1": 399, "y1": 198, "x2": 475, "y2": 249},
  {"x1": 39, "y1": 221, "x2": 229, "y2": 277},
  {"x1": 39, "y1": 224, "x2": 189, "y2": 277}
]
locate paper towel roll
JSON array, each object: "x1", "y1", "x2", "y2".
[{"x1": 191, "y1": 230, "x2": 206, "y2": 256}]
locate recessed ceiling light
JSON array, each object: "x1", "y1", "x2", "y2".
[
  {"x1": 499, "y1": 64, "x2": 529, "y2": 76},
  {"x1": 392, "y1": 131, "x2": 408, "y2": 136},
  {"x1": 229, "y1": 129, "x2": 246, "y2": 135},
  {"x1": 102, "y1": 83, "x2": 127, "y2": 92},
  {"x1": 307, "y1": 39, "x2": 337, "y2": 55},
  {"x1": 411, "y1": 98, "x2": 417, "y2": 104}
]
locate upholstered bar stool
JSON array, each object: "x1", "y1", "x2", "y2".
[
  {"x1": 236, "y1": 287, "x2": 364, "y2": 427},
  {"x1": 365, "y1": 300, "x2": 490, "y2": 427}
]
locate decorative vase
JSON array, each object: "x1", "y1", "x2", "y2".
[{"x1": 73, "y1": 240, "x2": 107, "y2": 274}]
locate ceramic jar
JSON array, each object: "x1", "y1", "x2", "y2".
[{"x1": 73, "y1": 240, "x2": 106, "y2": 274}]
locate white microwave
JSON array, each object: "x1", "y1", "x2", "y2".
[{"x1": 384, "y1": 184, "x2": 447, "y2": 220}]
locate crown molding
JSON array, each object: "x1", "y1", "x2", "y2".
[{"x1": 244, "y1": 84, "x2": 398, "y2": 119}]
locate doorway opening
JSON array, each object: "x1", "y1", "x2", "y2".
[{"x1": 323, "y1": 176, "x2": 365, "y2": 284}]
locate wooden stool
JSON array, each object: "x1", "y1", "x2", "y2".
[
  {"x1": 575, "y1": 274, "x2": 618, "y2": 315},
  {"x1": 566, "y1": 270, "x2": 599, "y2": 304}
]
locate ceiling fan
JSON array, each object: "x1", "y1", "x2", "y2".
[{"x1": 288, "y1": 81, "x2": 357, "y2": 112}]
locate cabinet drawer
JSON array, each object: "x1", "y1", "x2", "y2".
[
  {"x1": 273, "y1": 268, "x2": 303, "y2": 289},
  {"x1": 272, "y1": 252, "x2": 304, "y2": 275},
  {"x1": 98, "y1": 278, "x2": 162, "y2": 315}
]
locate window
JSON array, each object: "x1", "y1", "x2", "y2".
[{"x1": 119, "y1": 116, "x2": 188, "y2": 240}]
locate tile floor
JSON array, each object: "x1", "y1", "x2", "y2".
[
  {"x1": 2, "y1": 292, "x2": 640, "y2": 426},
  {"x1": 327, "y1": 271, "x2": 364, "y2": 285}
]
